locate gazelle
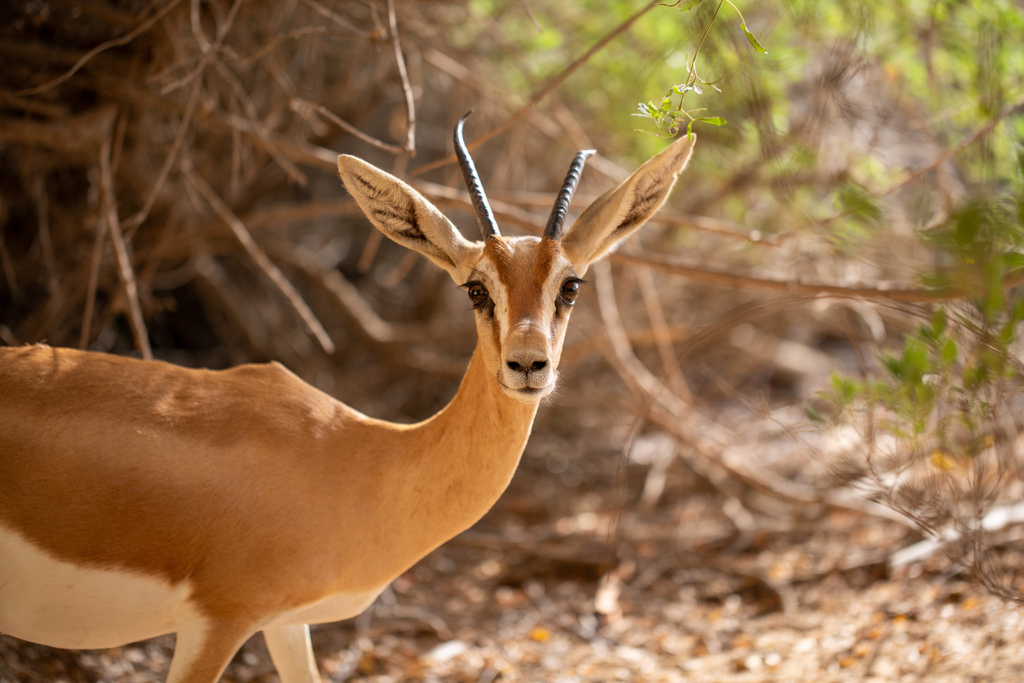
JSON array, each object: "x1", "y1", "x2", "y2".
[{"x1": 0, "y1": 114, "x2": 695, "y2": 683}]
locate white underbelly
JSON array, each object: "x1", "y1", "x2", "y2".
[
  {"x1": 269, "y1": 587, "x2": 383, "y2": 627},
  {"x1": 0, "y1": 525, "x2": 188, "y2": 649}
]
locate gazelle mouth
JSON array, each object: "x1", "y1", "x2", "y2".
[{"x1": 499, "y1": 383, "x2": 553, "y2": 402}]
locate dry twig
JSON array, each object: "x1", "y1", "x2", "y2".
[
  {"x1": 306, "y1": 102, "x2": 411, "y2": 157},
  {"x1": 387, "y1": 0, "x2": 416, "y2": 156},
  {"x1": 611, "y1": 250, "x2": 1024, "y2": 303},
  {"x1": 124, "y1": 0, "x2": 247, "y2": 232},
  {"x1": 100, "y1": 137, "x2": 153, "y2": 359},
  {"x1": 16, "y1": 0, "x2": 185, "y2": 96},
  {"x1": 271, "y1": 245, "x2": 427, "y2": 347},
  {"x1": 183, "y1": 163, "x2": 335, "y2": 354},
  {"x1": 411, "y1": 1, "x2": 660, "y2": 176}
]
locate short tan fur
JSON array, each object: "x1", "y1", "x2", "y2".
[{"x1": 0, "y1": 130, "x2": 695, "y2": 682}]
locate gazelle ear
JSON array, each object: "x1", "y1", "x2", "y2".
[
  {"x1": 338, "y1": 155, "x2": 474, "y2": 277},
  {"x1": 560, "y1": 135, "x2": 695, "y2": 273}
]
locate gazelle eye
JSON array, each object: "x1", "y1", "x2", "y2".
[
  {"x1": 559, "y1": 279, "x2": 581, "y2": 305},
  {"x1": 466, "y1": 282, "x2": 490, "y2": 307}
]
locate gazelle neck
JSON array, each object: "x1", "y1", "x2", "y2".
[{"x1": 396, "y1": 342, "x2": 539, "y2": 536}]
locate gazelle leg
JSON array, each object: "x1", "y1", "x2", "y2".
[
  {"x1": 263, "y1": 623, "x2": 322, "y2": 683},
  {"x1": 166, "y1": 616, "x2": 253, "y2": 683}
]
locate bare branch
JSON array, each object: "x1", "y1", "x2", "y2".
[
  {"x1": 183, "y1": 164, "x2": 335, "y2": 355},
  {"x1": 123, "y1": 0, "x2": 248, "y2": 233},
  {"x1": 411, "y1": 1, "x2": 660, "y2": 176},
  {"x1": 100, "y1": 137, "x2": 152, "y2": 359},
  {"x1": 15, "y1": 0, "x2": 185, "y2": 96},
  {"x1": 307, "y1": 101, "x2": 413, "y2": 156},
  {"x1": 213, "y1": 60, "x2": 307, "y2": 185},
  {"x1": 270, "y1": 245, "x2": 425, "y2": 346},
  {"x1": 815, "y1": 91, "x2": 1024, "y2": 227},
  {"x1": 387, "y1": 0, "x2": 416, "y2": 156},
  {"x1": 611, "y1": 250, "x2": 1024, "y2": 303},
  {"x1": 635, "y1": 264, "x2": 691, "y2": 401},
  {"x1": 79, "y1": 207, "x2": 109, "y2": 350},
  {"x1": 299, "y1": 0, "x2": 363, "y2": 32}
]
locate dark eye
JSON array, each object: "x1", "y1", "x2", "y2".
[
  {"x1": 559, "y1": 279, "x2": 581, "y2": 305},
  {"x1": 466, "y1": 282, "x2": 490, "y2": 308}
]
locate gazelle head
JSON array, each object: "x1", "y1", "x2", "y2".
[{"x1": 338, "y1": 114, "x2": 695, "y2": 403}]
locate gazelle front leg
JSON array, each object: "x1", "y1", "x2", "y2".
[
  {"x1": 166, "y1": 616, "x2": 254, "y2": 683},
  {"x1": 263, "y1": 623, "x2": 322, "y2": 683}
]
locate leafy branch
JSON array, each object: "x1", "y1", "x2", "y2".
[
  {"x1": 637, "y1": 0, "x2": 765, "y2": 137},
  {"x1": 812, "y1": 183, "x2": 1024, "y2": 601}
]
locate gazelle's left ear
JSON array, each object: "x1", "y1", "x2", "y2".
[{"x1": 560, "y1": 135, "x2": 695, "y2": 273}]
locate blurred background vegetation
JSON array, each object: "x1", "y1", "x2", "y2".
[{"x1": 3, "y1": 0, "x2": 1024, "y2": 679}]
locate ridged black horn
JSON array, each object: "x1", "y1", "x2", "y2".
[
  {"x1": 543, "y1": 149, "x2": 596, "y2": 240},
  {"x1": 454, "y1": 111, "x2": 500, "y2": 240}
]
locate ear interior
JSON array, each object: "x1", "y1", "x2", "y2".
[
  {"x1": 560, "y1": 135, "x2": 695, "y2": 271},
  {"x1": 338, "y1": 155, "x2": 474, "y2": 276}
]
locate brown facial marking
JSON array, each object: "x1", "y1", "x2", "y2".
[
  {"x1": 483, "y1": 237, "x2": 514, "y2": 286},
  {"x1": 484, "y1": 237, "x2": 562, "y2": 333}
]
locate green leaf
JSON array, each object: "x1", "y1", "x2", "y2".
[
  {"x1": 830, "y1": 372, "x2": 860, "y2": 406},
  {"x1": 1003, "y1": 252, "x2": 1024, "y2": 271},
  {"x1": 931, "y1": 307, "x2": 947, "y2": 338},
  {"x1": 696, "y1": 116, "x2": 728, "y2": 126},
  {"x1": 997, "y1": 321, "x2": 1015, "y2": 346},
  {"x1": 836, "y1": 183, "x2": 881, "y2": 224},
  {"x1": 941, "y1": 338, "x2": 958, "y2": 365},
  {"x1": 741, "y1": 22, "x2": 767, "y2": 54},
  {"x1": 1012, "y1": 296, "x2": 1024, "y2": 324},
  {"x1": 682, "y1": 0, "x2": 704, "y2": 10},
  {"x1": 903, "y1": 338, "x2": 929, "y2": 385},
  {"x1": 982, "y1": 279, "x2": 1004, "y2": 321},
  {"x1": 914, "y1": 382, "x2": 936, "y2": 410},
  {"x1": 637, "y1": 101, "x2": 658, "y2": 118},
  {"x1": 881, "y1": 353, "x2": 904, "y2": 380},
  {"x1": 965, "y1": 362, "x2": 988, "y2": 390}
]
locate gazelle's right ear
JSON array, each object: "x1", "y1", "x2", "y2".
[{"x1": 338, "y1": 155, "x2": 474, "y2": 276}]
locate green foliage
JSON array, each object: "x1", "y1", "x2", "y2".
[
  {"x1": 460, "y1": 0, "x2": 1024, "y2": 603},
  {"x1": 635, "y1": 83, "x2": 727, "y2": 138},
  {"x1": 814, "y1": 150, "x2": 1024, "y2": 587},
  {"x1": 740, "y1": 22, "x2": 766, "y2": 54},
  {"x1": 820, "y1": 183, "x2": 1024, "y2": 464},
  {"x1": 922, "y1": 193, "x2": 1024, "y2": 319},
  {"x1": 632, "y1": 0, "x2": 766, "y2": 138}
]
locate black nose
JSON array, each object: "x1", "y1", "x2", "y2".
[{"x1": 507, "y1": 360, "x2": 547, "y2": 373}]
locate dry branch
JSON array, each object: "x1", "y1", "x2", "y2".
[
  {"x1": 634, "y1": 265, "x2": 691, "y2": 401},
  {"x1": 15, "y1": 0, "x2": 185, "y2": 96},
  {"x1": 411, "y1": 0, "x2": 660, "y2": 176},
  {"x1": 387, "y1": 0, "x2": 416, "y2": 156},
  {"x1": 101, "y1": 136, "x2": 153, "y2": 359},
  {"x1": 308, "y1": 102, "x2": 410, "y2": 157},
  {"x1": 817, "y1": 91, "x2": 1024, "y2": 227},
  {"x1": 271, "y1": 245, "x2": 428, "y2": 347},
  {"x1": 79, "y1": 211, "x2": 109, "y2": 350},
  {"x1": 593, "y1": 260, "x2": 924, "y2": 526},
  {"x1": 183, "y1": 164, "x2": 335, "y2": 355},
  {"x1": 611, "y1": 250, "x2": 1024, "y2": 303},
  {"x1": 0, "y1": 106, "x2": 117, "y2": 158}
]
